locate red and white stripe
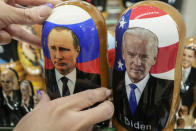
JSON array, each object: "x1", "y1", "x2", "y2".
[{"x1": 129, "y1": 6, "x2": 179, "y2": 80}]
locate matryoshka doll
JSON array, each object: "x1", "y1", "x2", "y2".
[
  {"x1": 112, "y1": 1, "x2": 186, "y2": 130},
  {"x1": 42, "y1": 0, "x2": 109, "y2": 129}
]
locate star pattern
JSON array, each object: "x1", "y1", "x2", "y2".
[
  {"x1": 118, "y1": 59, "x2": 124, "y2": 70},
  {"x1": 119, "y1": 16, "x2": 127, "y2": 29},
  {"x1": 114, "y1": 9, "x2": 131, "y2": 71}
]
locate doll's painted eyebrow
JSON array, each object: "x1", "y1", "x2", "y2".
[{"x1": 50, "y1": 46, "x2": 70, "y2": 51}]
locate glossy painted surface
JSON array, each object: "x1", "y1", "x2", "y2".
[
  {"x1": 42, "y1": 2, "x2": 98, "y2": 97},
  {"x1": 42, "y1": 1, "x2": 108, "y2": 128},
  {"x1": 113, "y1": 1, "x2": 186, "y2": 130},
  {"x1": 42, "y1": 1, "x2": 108, "y2": 90}
]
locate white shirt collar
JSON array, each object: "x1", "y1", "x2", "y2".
[
  {"x1": 182, "y1": 66, "x2": 191, "y2": 82},
  {"x1": 55, "y1": 68, "x2": 76, "y2": 84},
  {"x1": 125, "y1": 71, "x2": 150, "y2": 94},
  {"x1": 182, "y1": 66, "x2": 191, "y2": 73},
  {"x1": 55, "y1": 68, "x2": 76, "y2": 96}
]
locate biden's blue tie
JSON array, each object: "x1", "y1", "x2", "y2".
[{"x1": 129, "y1": 83, "x2": 137, "y2": 115}]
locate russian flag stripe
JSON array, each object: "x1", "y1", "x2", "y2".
[
  {"x1": 44, "y1": 57, "x2": 54, "y2": 69},
  {"x1": 47, "y1": 5, "x2": 91, "y2": 25},
  {"x1": 76, "y1": 57, "x2": 100, "y2": 74}
]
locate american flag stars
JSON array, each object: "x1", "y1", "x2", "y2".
[
  {"x1": 119, "y1": 16, "x2": 127, "y2": 29},
  {"x1": 118, "y1": 59, "x2": 124, "y2": 70}
]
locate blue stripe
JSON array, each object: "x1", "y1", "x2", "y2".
[{"x1": 42, "y1": 18, "x2": 99, "y2": 63}]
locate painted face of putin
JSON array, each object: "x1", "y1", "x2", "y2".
[
  {"x1": 122, "y1": 28, "x2": 158, "y2": 83},
  {"x1": 48, "y1": 27, "x2": 80, "y2": 75}
]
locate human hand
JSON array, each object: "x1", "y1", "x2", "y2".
[
  {"x1": 0, "y1": 0, "x2": 61, "y2": 47},
  {"x1": 14, "y1": 88, "x2": 114, "y2": 131}
]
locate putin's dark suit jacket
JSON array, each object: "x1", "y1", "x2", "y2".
[
  {"x1": 113, "y1": 74, "x2": 174, "y2": 131},
  {"x1": 45, "y1": 68, "x2": 101, "y2": 100},
  {"x1": 45, "y1": 68, "x2": 109, "y2": 128},
  {"x1": 180, "y1": 67, "x2": 196, "y2": 117}
]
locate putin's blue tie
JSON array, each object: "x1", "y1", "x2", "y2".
[{"x1": 129, "y1": 83, "x2": 137, "y2": 115}]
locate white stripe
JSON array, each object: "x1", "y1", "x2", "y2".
[
  {"x1": 129, "y1": 15, "x2": 179, "y2": 48},
  {"x1": 47, "y1": 5, "x2": 91, "y2": 24},
  {"x1": 151, "y1": 69, "x2": 174, "y2": 80}
]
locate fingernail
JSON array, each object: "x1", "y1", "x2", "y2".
[
  {"x1": 39, "y1": 4, "x2": 52, "y2": 18},
  {"x1": 106, "y1": 89, "x2": 111, "y2": 97},
  {"x1": 37, "y1": 90, "x2": 42, "y2": 95},
  {"x1": 44, "y1": 3, "x2": 53, "y2": 9}
]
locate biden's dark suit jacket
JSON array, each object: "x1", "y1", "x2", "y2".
[
  {"x1": 45, "y1": 68, "x2": 101, "y2": 100},
  {"x1": 180, "y1": 67, "x2": 196, "y2": 118},
  {"x1": 113, "y1": 73, "x2": 174, "y2": 131}
]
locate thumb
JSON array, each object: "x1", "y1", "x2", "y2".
[{"x1": 0, "y1": 2, "x2": 53, "y2": 29}]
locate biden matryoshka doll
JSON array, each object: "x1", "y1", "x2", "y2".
[{"x1": 113, "y1": 1, "x2": 186, "y2": 130}]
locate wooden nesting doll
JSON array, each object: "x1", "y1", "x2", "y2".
[
  {"x1": 107, "y1": 31, "x2": 115, "y2": 68},
  {"x1": 184, "y1": 37, "x2": 196, "y2": 67},
  {"x1": 112, "y1": 1, "x2": 186, "y2": 130},
  {"x1": 0, "y1": 68, "x2": 21, "y2": 126},
  {"x1": 17, "y1": 25, "x2": 46, "y2": 93},
  {"x1": 179, "y1": 37, "x2": 196, "y2": 127},
  {"x1": 42, "y1": 1, "x2": 108, "y2": 100},
  {"x1": 82, "y1": 0, "x2": 108, "y2": 18},
  {"x1": 0, "y1": 39, "x2": 25, "y2": 80},
  {"x1": 19, "y1": 80, "x2": 35, "y2": 115},
  {"x1": 17, "y1": 25, "x2": 42, "y2": 76}
]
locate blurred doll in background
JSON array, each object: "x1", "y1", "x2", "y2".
[
  {"x1": 0, "y1": 68, "x2": 21, "y2": 126},
  {"x1": 19, "y1": 80, "x2": 35, "y2": 116},
  {"x1": 177, "y1": 44, "x2": 196, "y2": 129},
  {"x1": 180, "y1": 45, "x2": 196, "y2": 118}
]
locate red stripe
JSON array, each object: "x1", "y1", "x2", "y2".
[
  {"x1": 130, "y1": 6, "x2": 167, "y2": 20},
  {"x1": 108, "y1": 49, "x2": 115, "y2": 67},
  {"x1": 150, "y1": 42, "x2": 179, "y2": 74},
  {"x1": 44, "y1": 56, "x2": 100, "y2": 74},
  {"x1": 76, "y1": 57, "x2": 100, "y2": 74},
  {"x1": 44, "y1": 57, "x2": 54, "y2": 69}
]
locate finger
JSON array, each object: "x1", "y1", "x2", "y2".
[
  {"x1": 6, "y1": 0, "x2": 15, "y2": 6},
  {"x1": 0, "y1": 30, "x2": 12, "y2": 45},
  {"x1": 13, "y1": 0, "x2": 62, "y2": 6},
  {"x1": 36, "y1": 91, "x2": 50, "y2": 108},
  {"x1": 56, "y1": 88, "x2": 112, "y2": 111},
  {"x1": 0, "y1": 3, "x2": 52, "y2": 29},
  {"x1": 81, "y1": 100, "x2": 114, "y2": 125},
  {"x1": 5, "y1": 24, "x2": 41, "y2": 48}
]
